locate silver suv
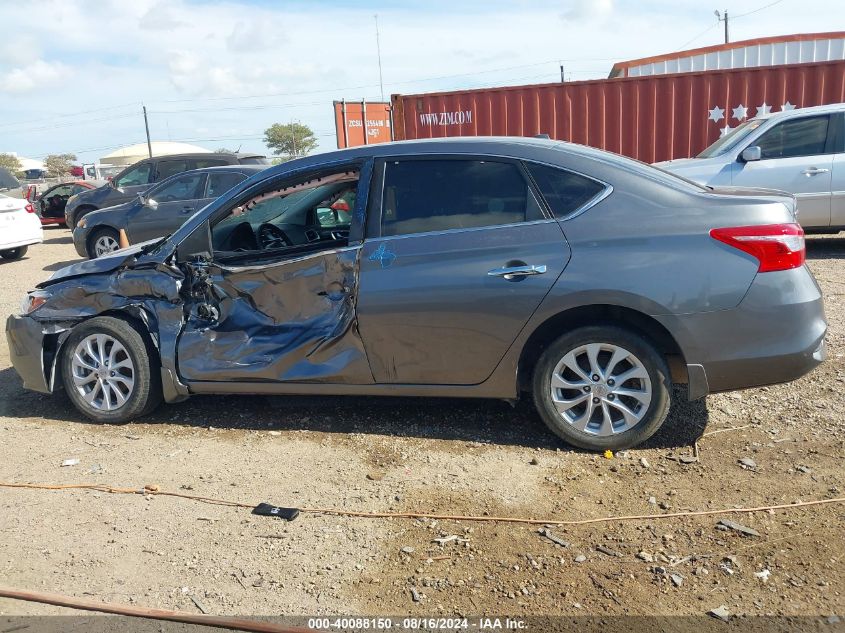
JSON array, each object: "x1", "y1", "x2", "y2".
[{"x1": 656, "y1": 103, "x2": 845, "y2": 232}]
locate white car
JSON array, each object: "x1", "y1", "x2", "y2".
[
  {"x1": 655, "y1": 103, "x2": 845, "y2": 232},
  {"x1": 0, "y1": 193, "x2": 43, "y2": 260}
]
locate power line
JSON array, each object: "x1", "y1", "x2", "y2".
[
  {"x1": 677, "y1": 23, "x2": 718, "y2": 50},
  {"x1": 0, "y1": 102, "x2": 138, "y2": 131},
  {"x1": 733, "y1": 0, "x2": 785, "y2": 19}
]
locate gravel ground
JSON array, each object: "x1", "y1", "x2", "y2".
[{"x1": 0, "y1": 228, "x2": 843, "y2": 623}]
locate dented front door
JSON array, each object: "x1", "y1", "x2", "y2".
[{"x1": 176, "y1": 247, "x2": 374, "y2": 384}]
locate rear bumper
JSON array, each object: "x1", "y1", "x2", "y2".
[
  {"x1": 659, "y1": 266, "x2": 827, "y2": 397},
  {"x1": 6, "y1": 314, "x2": 51, "y2": 394}
]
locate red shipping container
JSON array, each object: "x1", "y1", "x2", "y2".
[
  {"x1": 334, "y1": 100, "x2": 392, "y2": 148},
  {"x1": 391, "y1": 60, "x2": 845, "y2": 163}
]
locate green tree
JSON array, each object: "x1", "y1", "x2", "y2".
[
  {"x1": 44, "y1": 153, "x2": 78, "y2": 178},
  {"x1": 0, "y1": 153, "x2": 22, "y2": 175},
  {"x1": 215, "y1": 147, "x2": 235, "y2": 153},
  {"x1": 263, "y1": 122, "x2": 317, "y2": 161}
]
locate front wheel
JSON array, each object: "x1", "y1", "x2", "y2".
[
  {"x1": 532, "y1": 326, "x2": 671, "y2": 451},
  {"x1": 0, "y1": 245, "x2": 28, "y2": 260},
  {"x1": 88, "y1": 227, "x2": 120, "y2": 258},
  {"x1": 61, "y1": 316, "x2": 162, "y2": 423}
]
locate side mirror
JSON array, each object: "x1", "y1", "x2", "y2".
[
  {"x1": 741, "y1": 146, "x2": 761, "y2": 162},
  {"x1": 176, "y1": 220, "x2": 213, "y2": 264}
]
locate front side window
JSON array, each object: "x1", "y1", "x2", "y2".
[
  {"x1": 114, "y1": 163, "x2": 151, "y2": 187},
  {"x1": 380, "y1": 159, "x2": 543, "y2": 237},
  {"x1": 525, "y1": 163, "x2": 605, "y2": 219},
  {"x1": 756, "y1": 115, "x2": 830, "y2": 160},
  {"x1": 211, "y1": 170, "x2": 359, "y2": 254},
  {"x1": 48, "y1": 185, "x2": 73, "y2": 198},
  {"x1": 149, "y1": 173, "x2": 205, "y2": 203}
]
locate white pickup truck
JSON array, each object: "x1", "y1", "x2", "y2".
[{"x1": 656, "y1": 103, "x2": 845, "y2": 232}]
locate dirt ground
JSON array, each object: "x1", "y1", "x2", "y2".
[{"x1": 0, "y1": 227, "x2": 843, "y2": 626}]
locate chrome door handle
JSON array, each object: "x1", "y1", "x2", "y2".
[
  {"x1": 801, "y1": 168, "x2": 829, "y2": 176},
  {"x1": 487, "y1": 264, "x2": 547, "y2": 279}
]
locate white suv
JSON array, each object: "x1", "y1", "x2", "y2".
[{"x1": 655, "y1": 103, "x2": 845, "y2": 232}]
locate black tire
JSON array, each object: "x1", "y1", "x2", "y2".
[
  {"x1": 87, "y1": 227, "x2": 120, "y2": 259},
  {"x1": 0, "y1": 245, "x2": 28, "y2": 260},
  {"x1": 60, "y1": 316, "x2": 162, "y2": 423},
  {"x1": 532, "y1": 326, "x2": 671, "y2": 451}
]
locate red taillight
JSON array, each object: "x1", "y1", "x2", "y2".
[
  {"x1": 24, "y1": 203, "x2": 35, "y2": 214},
  {"x1": 710, "y1": 223, "x2": 805, "y2": 273}
]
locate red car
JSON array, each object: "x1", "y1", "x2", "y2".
[{"x1": 35, "y1": 181, "x2": 96, "y2": 226}]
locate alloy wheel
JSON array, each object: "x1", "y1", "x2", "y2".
[
  {"x1": 94, "y1": 234, "x2": 119, "y2": 257},
  {"x1": 549, "y1": 342, "x2": 652, "y2": 436},
  {"x1": 70, "y1": 333, "x2": 135, "y2": 411}
]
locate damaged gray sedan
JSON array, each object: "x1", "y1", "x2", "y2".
[{"x1": 6, "y1": 138, "x2": 827, "y2": 451}]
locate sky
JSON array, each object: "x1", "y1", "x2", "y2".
[{"x1": 0, "y1": 0, "x2": 842, "y2": 165}]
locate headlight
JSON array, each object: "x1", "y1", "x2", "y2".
[
  {"x1": 21, "y1": 291, "x2": 50, "y2": 314},
  {"x1": 77, "y1": 217, "x2": 87, "y2": 229}
]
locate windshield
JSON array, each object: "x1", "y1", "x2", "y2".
[{"x1": 697, "y1": 119, "x2": 765, "y2": 158}]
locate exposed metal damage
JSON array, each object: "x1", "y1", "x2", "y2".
[{"x1": 15, "y1": 235, "x2": 372, "y2": 402}]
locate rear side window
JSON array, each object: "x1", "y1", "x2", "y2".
[
  {"x1": 381, "y1": 159, "x2": 544, "y2": 237},
  {"x1": 155, "y1": 160, "x2": 188, "y2": 181},
  {"x1": 756, "y1": 115, "x2": 830, "y2": 159},
  {"x1": 194, "y1": 159, "x2": 230, "y2": 169},
  {"x1": 525, "y1": 163, "x2": 606, "y2": 219},
  {"x1": 206, "y1": 172, "x2": 247, "y2": 197}
]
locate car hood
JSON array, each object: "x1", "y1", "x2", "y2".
[
  {"x1": 653, "y1": 157, "x2": 704, "y2": 169},
  {"x1": 38, "y1": 239, "x2": 163, "y2": 288}
]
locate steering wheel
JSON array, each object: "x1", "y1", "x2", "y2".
[{"x1": 257, "y1": 224, "x2": 292, "y2": 249}]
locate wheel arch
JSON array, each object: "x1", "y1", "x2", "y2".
[
  {"x1": 48, "y1": 307, "x2": 162, "y2": 392},
  {"x1": 516, "y1": 304, "x2": 688, "y2": 392},
  {"x1": 71, "y1": 204, "x2": 99, "y2": 227}
]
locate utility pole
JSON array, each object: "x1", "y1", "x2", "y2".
[
  {"x1": 560, "y1": 63, "x2": 565, "y2": 82},
  {"x1": 715, "y1": 9, "x2": 729, "y2": 43},
  {"x1": 142, "y1": 105, "x2": 152, "y2": 158},
  {"x1": 375, "y1": 14, "x2": 385, "y2": 101}
]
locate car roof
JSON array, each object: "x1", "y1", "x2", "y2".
[
  {"x1": 257, "y1": 136, "x2": 651, "y2": 183},
  {"x1": 751, "y1": 102, "x2": 845, "y2": 122},
  {"x1": 201, "y1": 165, "x2": 267, "y2": 173}
]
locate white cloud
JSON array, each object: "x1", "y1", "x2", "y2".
[
  {"x1": 227, "y1": 19, "x2": 288, "y2": 52},
  {"x1": 139, "y1": 1, "x2": 187, "y2": 31},
  {"x1": 0, "y1": 60, "x2": 68, "y2": 94},
  {"x1": 562, "y1": 0, "x2": 614, "y2": 22},
  {"x1": 0, "y1": 35, "x2": 42, "y2": 66}
]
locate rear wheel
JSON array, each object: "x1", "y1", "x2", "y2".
[
  {"x1": 0, "y1": 246, "x2": 28, "y2": 260},
  {"x1": 88, "y1": 227, "x2": 120, "y2": 258},
  {"x1": 61, "y1": 316, "x2": 162, "y2": 423},
  {"x1": 532, "y1": 326, "x2": 671, "y2": 451}
]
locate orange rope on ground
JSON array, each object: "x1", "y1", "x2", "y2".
[
  {"x1": 0, "y1": 585, "x2": 317, "y2": 633},
  {"x1": 1, "y1": 481, "x2": 843, "y2": 527}
]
